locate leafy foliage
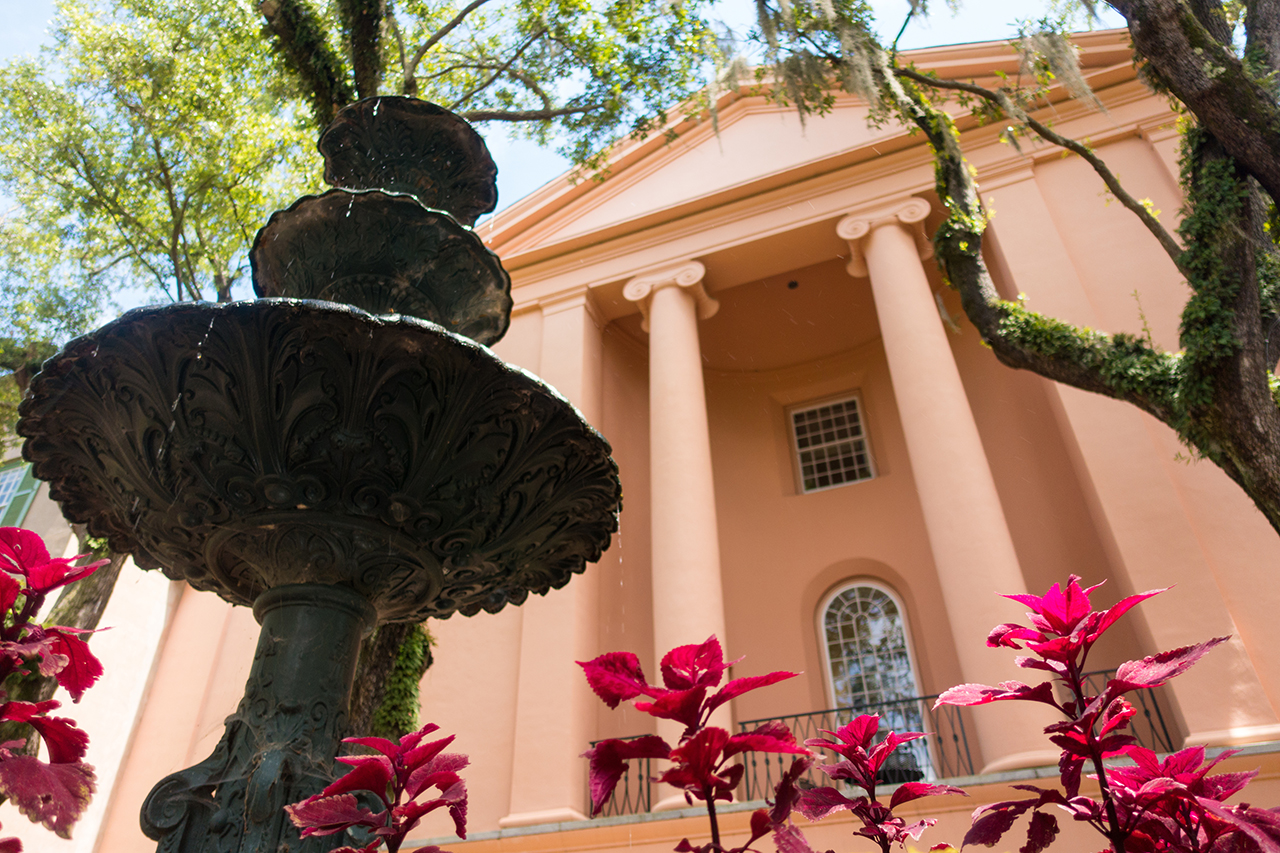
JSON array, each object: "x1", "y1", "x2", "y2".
[
  {"x1": 582, "y1": 638, "x2": 962, "y2": 853},
  {"x1": 581, "y1": 637, "x2": 806, "y2": 851},
  {"x1": 261, "y1": 0, "x2": 722, "y2": 170},
  {"x1": 936, "y1": 577, "x2": 1277, "y2": 853},
  {"x1": 285, "y1": 721, "x2": 469, "y2": 853},
  {"x1": 0, "y1": 527, "x2": 109, "y2": 849}
]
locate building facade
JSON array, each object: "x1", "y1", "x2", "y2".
[{"x1": 4, "y1": 27, "x2": 1280, "y2": 853}]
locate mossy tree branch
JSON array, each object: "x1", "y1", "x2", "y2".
[
  {"x1": 258, "y1": 0, "x2": 355, "y2": 128},
  {"x1": 338, "y1": 0, "x2": 385, "y2": 100},
  {"x1": 1110, "y1": 0, "x2": 1280, "y2": 207}
]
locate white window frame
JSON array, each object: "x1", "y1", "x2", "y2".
[
  {"x1": 788, "y1": 393, "x2": 876, "y2": 495},
  {"x1": 817, "y1": 579, "x2": 924, "y2": 711},
  {"x1": 818, "y1": 580, "x2": 935, "y2": 780}
]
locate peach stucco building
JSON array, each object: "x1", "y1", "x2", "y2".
[{"x1": 4, "y1": 26, "x2": 1280, "y2": 853}]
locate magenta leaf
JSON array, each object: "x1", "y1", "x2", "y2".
[
  {"x1": 324, "y1": 756, "x2": 394, "y2": 800},
  {"x1": 0, "y1": 755, "x2": 95, "y2": 839},
  {"x1": 796, "y1": 786, "x2": 863, "y2": 822},
  {"x1": 340, "y1": 736, "x2": 402, "y2": 757},
  {"x1": 1003, "y1": 576, "x2": 1101, "y2": 635},
  {"x1": 0, "y1": 700, "x2": 60, "y2": 724},
  {"x1": 0, "y1": 529, "x2": 51, "y2": 574},
  {"x1": 581, "y1": 735, "x2": 670, "y2": 815},
  {"x1": 577, "y1": 651, "x2": 656, "y2": 708},
  {"x1": 1020, "y1": 811, "x2": 1058, "y2": 853},
  {"x1": 768, "y1": 756, "x2": 813, "y2": 825},
  {"x1": 634, "y1": 686, "x2": 707, "y2": 732},
  {"x1": 286, "y1": 793, "x2": 382, "y2": 837},
  {"x1": 0, "y1": 574, "x2": 20, "y2": 619},
  {"x1": 935, "y1": 681, "x2": 1057, "y2": 709},
  {"x1": 705, "y1": 671, "x2": 799, "y2": 716},
  {"x1": 889, "y1": 782, "x2": 967, "y2": 810},
  {"x1": 1198, "y1": 800, "x2": 1280, "y2": 853},
  {"x1": 724, "y1": 720, "x2": 808, "y2": 759},
  {"x1": 1108, "y1": 637, "x2": 1230, "y2": 694},
  {"x1": 29, "y1": 716, "x2": 89, "y2": 764},
  {"x1": 660, "y1": 636, "x2": 733, "y2": 690},
  {"x1": 868, "y1": 731, "x2": 926, "y2": 772},
  {"x1": 26, "y1": 557, "x2": 106, "y2": 597},
  {"x1": 0, "y1": 836, "x2": 20, "y2": 853},
  {"x1": 988, "y1": 624, "x2": 1045, "y2": 649},
  {"x1": 773, "y1": 821, "x2": 826, "y2": 853},
  {"x1": 43, "y1": 631, "x2": 103, "y2": 703},
  {"x1": 403, "y1": 753, "x2": 469, "y2": 801},
  {"x1": 962, "y1": 800, "x2": 1035, "y2": 849},
  {"x1": 1087, "y1": 588, "x2": 1168, "y2": 642}
]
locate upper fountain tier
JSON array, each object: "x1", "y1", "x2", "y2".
[{"x1": 252, "y1": 97, "x2": 511, "y2": 345}]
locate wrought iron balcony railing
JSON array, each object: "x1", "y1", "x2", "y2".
[{"x1": 588, "y1": 670, "x2": 1177, "y2": 818}]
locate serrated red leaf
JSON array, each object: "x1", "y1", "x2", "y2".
[
  {"x1": 0, "y1": 755, "x2": 94, "y2": 838},
  {"x1": 796, "y1": 786, "x2": 861, "y2": 822},
  {"x1": 285, "y1": 792, "x2": 382, "y2": 837},
  {"x1": 1020, "y1": 811, "x2": 1058, "y2": 853},
  {"x1": 705, "y1": 671, "x2": 798, "y2": 716},
  {"x1": 890, "y1": 782, "x2": 967, "y2": 810},
  {"x1": 29, "y1": 716, "x2": 89, "y2": 764},
  {"x1": 321, "y1": 756, "x2": 393, "y2": 800},
  {"x1": 660, "y1": 637, "x2": 734, "y2": 690},
  {"x1": 577, "y1": 652, "x2": 656, "y2": 708},
  {"x1": 0, "y1": 529, "x2": 51, "y2": 575},
  {"x1": 1108, "y1": 637, "x2": 1230, "y2": 694},
  {"x1": 43, "y1": 631, "x2": 103, "y2": 703},
  {"x1": 581, "y1": 735, "x2": 670, "y2": 815}
]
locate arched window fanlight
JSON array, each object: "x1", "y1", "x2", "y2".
[{"x1": 819, "y1": 581, "x2": 931, "y2": 780}]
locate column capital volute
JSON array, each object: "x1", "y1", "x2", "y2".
[
  {"x1": 623, "y1": 260, "x2": 719, "y2": 333},
  {"x1": 837, "y1": 198, "x2": 935, "y2": 278}
]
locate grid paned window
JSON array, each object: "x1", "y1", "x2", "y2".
[{"x1": 791, "y1": 397, "x2": 874, "y2": 493}]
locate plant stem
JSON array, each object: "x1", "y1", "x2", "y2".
[
  {"x1": 1068, "y1": 663, "x2": 1126, "y2": 853},
  {"x1": 705, "y1": 787, "x2": 721, "y2": 851}
]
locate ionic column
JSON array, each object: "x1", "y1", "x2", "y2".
[
  {"x1": 624, "y1": 262, "x2": 729, "y2": 745},
  {"x1": 839, "y1": 200, "x2": 1057, "y2": 774},
  {"x1": 501, "y1": 289, "x2": 605, "y2": 827}
]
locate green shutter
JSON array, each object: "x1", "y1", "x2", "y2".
[{"x1": 0, "y1": 465, "x2": 39, "y2": 527}]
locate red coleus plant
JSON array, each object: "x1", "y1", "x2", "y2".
[
  {"x1": 285, "y1": 722, "x2": 469, "y2": 853},
  {"x1": 790, "y1": 715, "x2": 965, "y2": 853},
  {"x1": 936, "y1": 576, "x2": 1278, "y2": 853},
  {"x1": 0, "y1": 527, "x2": 106, "y2": 850},
  {"x1": 580, "y1": 636, "x2": 807, "y2": 853}
]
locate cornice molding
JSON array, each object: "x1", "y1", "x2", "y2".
[{"x1": 622, "y1": 260, "x2": 719, "y2": 332}]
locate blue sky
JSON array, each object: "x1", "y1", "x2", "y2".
[{"x1": 1, "y1": 0, "x2": 1124, "y2": 211}]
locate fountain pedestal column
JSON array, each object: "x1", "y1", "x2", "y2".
[{"x1": 141, "y1": 584, "x2": 375, "y2": 852}]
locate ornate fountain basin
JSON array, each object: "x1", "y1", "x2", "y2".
[{"x1": 18, "y1": 298, "x2": 620, "y2": 622}]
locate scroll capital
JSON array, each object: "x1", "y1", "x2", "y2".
[
  {"x1": 623, "y1": 260, "x2": 719, "y2": 332},
  {"x1": 837, "y1": 198, "x2": 935, "y2": 278}
]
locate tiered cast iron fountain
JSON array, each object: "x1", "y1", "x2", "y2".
[{"x1": 17, "y1": 97, "x2": 622, "y2": 853}]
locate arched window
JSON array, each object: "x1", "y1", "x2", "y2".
[{"x1": 819, "y1": 582, "x2": 930, "y2": 780}]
